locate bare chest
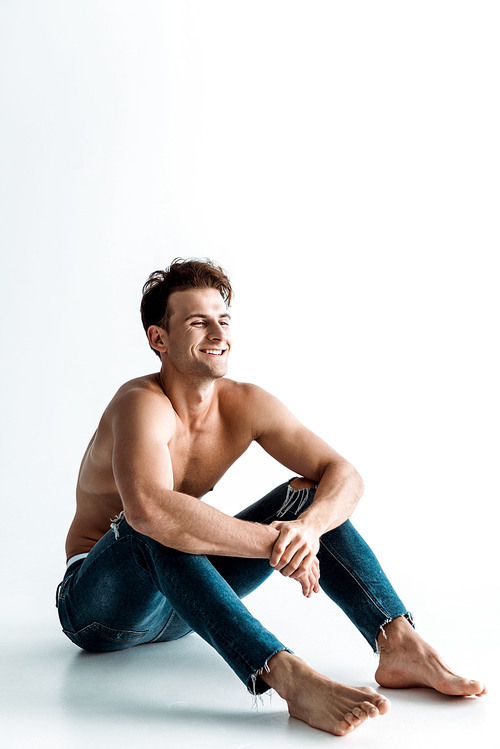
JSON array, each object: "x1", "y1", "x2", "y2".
[{"x1": 168, "y1": 418, "x2": 251, "y2": 497}]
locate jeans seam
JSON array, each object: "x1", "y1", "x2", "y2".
[
  {"x1": 319, "y1": 538, "x2": 392, "y2": 619},
  {"x1": 70, "y1": 621, "x2": 149, "y2": 641},
  {"x1": 149, "y1": 608, "x2": 181, "y2": 643}
]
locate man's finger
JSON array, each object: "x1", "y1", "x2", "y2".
[
  {"x1": 277, "y1": 546, "x2": 309, "y2": 575},
  {"x1": 270, "y1": 535, "x2": 303, "y2": 569},
  {"x1": 269, "y1": 529, "x2": 294, "y2": 567},
  {"x1": 288, "y1": 551, "x2": 316, "y2": 579}
]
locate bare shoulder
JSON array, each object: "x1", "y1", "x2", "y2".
[
  {"x1": 218, "y1": 378, "x2": 267, "y2": 410},
  {"x1": 106, "y1": 374, "x2": 176, "y2": 434},
  {"x1": 110, "y1": 373, "x2": 164, "y2": 399},
  {"x1": 218, "y1": 379, "x2": 289, "y2": 437}
]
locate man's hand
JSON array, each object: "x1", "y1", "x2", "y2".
[
  {"x1": 295, "y1": 557, "x2": 321, "y2": 598},
  {"x1": 269, "y1": 519, "x2": 321, "y2": 597}
]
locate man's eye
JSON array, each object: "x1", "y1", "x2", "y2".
[
  {"x1": 191, "y1": 321, "x2": 205, "y2": 326},
  {"x1": 220, "y1": 320, "x2": 229, "y2": 326}
]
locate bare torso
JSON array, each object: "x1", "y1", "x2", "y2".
[{"x1": 65, "y1": 374, "x2": 255, "y2": 560}]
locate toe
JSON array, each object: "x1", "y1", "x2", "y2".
[
  {"x1": 360, "y1": 701, "x2": 378, "y2": 717},
  {"x1": 337, "y1": 720, "x2": 355, "y2": 735},
  {"x1": 344, "y1": 712, "x2": 359, "y2": 726},
  {"x1": 439, "y1": 676, "x2": 486, "y2": 696},
  {"x1": 472, "y1": 683, "x2": 487, "y2": 697},
  {"x1": 352, "y1": 707, "x2": 367, "y2": 720},
  {"x1": 469, "y1": 680, "x2": 485, "y2": 696},
  {"x1": 375, "y1": 697, "x2": 391, "y2": 715}
]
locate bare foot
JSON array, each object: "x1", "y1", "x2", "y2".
[
  {"x1": 263, "y1": 652, "x2": 390, "y2": 737},
  {"x1": 375, "y1": 616, "x2": 486, "y2": 697}
]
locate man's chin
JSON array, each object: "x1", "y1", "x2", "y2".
[{"x1": 195, "y1": 362, "x2": 228, "y2": 380}]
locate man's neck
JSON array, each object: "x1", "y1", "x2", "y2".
[{"x1": 158, "y1": 365, "x2": 218, "y2": 426}]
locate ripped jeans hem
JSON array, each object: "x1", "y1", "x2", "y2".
[
  {"x1": 248, "y1": 647, "x2": 293, "y2": 695},
  {"x1": 375, "y1": 612, "x2": 415, "y2": 654}
]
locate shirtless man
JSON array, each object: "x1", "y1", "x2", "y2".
[{"x1": 57, "y1": 258, "x2": 485, "y2": 737}]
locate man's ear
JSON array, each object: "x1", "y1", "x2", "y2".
[{"x1": 147, "y1": 325, "x2": 169, "y2": 355}]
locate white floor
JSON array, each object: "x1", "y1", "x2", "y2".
[{"x1": 1, "y1": 572, "x2": 497, "y2": 749}]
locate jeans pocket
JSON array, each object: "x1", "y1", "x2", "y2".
[{"x1": 63, "y1": 621, "x2": 149, "y2": 652}]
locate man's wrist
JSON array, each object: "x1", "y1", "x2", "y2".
[
  {"x1": 253, "y1": 522, "x2": 280, "y2": 558},
  {"x1": 296, "y1": 510, "x2": 328, "y2": 538}
]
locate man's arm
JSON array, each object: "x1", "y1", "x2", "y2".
[
  {"x1": 251, "y1": 386, "x2": 364, "y2": 579},
  {"x1": 110, "y1": 388, "x2": 279, "y2": 558}
]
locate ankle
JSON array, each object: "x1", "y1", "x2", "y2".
[
  {"x1": 378, "y1": 616, "x2": 414, "y2": 651},
  {"x1": 262, "y1": 651, "x2": 303, "y2": 699}
]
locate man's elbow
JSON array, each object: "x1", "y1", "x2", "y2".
[
  {"x1": 337, "y1": 462, "x2": 364, "y2": 501},
  {"x1": 123, "y1": 494, "x2": 179, "y2": 546},
  {"x1": 124, "y1": 502, "x2": 151, "y2": 534},
  {"x1": 123, "y1": 499, "x2": 152, "y2": 535},
  {"x1": 351, "y1": 466, "x2": 365, "y2": 500},
  {"x1": 324, "y1": 459, "x2": 364, "y2": 500}
]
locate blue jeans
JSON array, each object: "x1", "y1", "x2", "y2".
[{"x1": 56, "y1": 480, "x2": 412, "y2": 694}]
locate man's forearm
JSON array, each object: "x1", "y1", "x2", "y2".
[
  {"x1": 126, "y1": 488, "x2": 279, "y2": 558},
  {"x1": 297, "y1": 461, "x2": 364, "y2": 535}
]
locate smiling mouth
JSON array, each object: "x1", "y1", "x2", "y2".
[{"x1": 200, "y1": 349, "x2": 227, "y2": 356}]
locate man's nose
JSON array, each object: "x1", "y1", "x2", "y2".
[{"x1": 207, "y1": 322, "x2": 226, "y2": 340}]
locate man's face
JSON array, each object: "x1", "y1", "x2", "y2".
[{"x1": 162, "y1": 287, "x2": 231, "y2": 381}]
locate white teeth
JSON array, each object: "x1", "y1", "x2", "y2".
[{"x1": 202, "y1": 349, "x2": 224, "y2": 355}]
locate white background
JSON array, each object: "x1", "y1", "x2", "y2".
[{"x1": 1, "y1": 2, "x2": 498, "y2": 747}]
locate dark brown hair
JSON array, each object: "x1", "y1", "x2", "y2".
[{"x1": 140, "y1": 257, "x2": 233, "y2": 357}]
